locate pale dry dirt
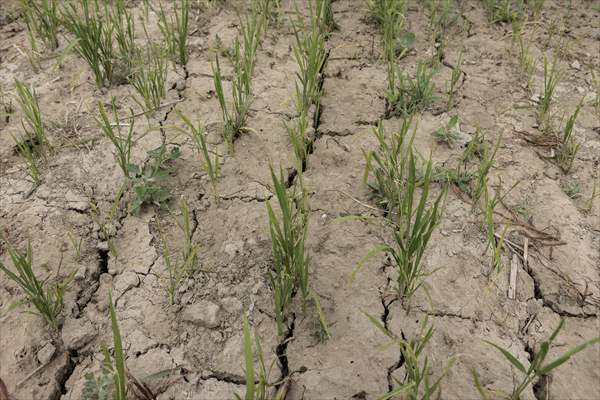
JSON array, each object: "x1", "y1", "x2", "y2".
[{"x1": 0, "y1": 1, "x2": 599, "y2": 399}]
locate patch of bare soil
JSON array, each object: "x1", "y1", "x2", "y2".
[{"x1": 0, "y1": 1, "x2": 598, "y2": 399}]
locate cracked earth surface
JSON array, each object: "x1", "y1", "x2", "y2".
[{"x1": 0, "y1": 1, "x2": 599, "y2": 399}]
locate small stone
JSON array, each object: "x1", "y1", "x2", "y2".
[
  {"x1": 108, "y1": 268, "x2": 117, "y2": 276},
  {"x1": 570, "y1": 60, "x2": 581, "y2": 70},
  {"x1": 321, "y1": 213, "x2": 327, "y2": 220},
  {"x1": 62, "y1": 318, "x2": 95, "y2": 350},
  {"x1": 575, "y1": 86, "x2": 585, "y2": 94},
  {"x1": 182, "y1": 300, "x2": 222, "y2": 328},
  {"x1": 220, "y1": 297, "x2": 243, "y2": 315},
  {"x1": 440, "y1": 230, "x2": 449, "y2": 237},
  {"x1": 74, "y1": 266, "x2": 86, "y2": 281},
  {"x1": 37, "y1": 342, "x2": 56, "y2": 365},
  {"x1": 96, "y1": 241, "x2": 109, "y2": 251}
]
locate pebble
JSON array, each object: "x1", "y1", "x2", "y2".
[
  {"x1": 182, "y1": 300, "x2": 222, "y2": 328},
  {"x1": 37, "y1": 342, "x2": 56, "y2": 365},
  {"x1": 570, "y1": 60, "x2": 581, "y2": 70}
]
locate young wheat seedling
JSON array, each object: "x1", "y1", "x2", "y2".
[
  {"x1": 82, "y1": 291, "x2": 127, "y2": 400},
  {"x1": 130, "y1": 45, "x2": 168, "y2": 116},
  {"x1": 157, "y1": 0, "x2": 190, "y2": 65},
  {"x1": 0, "y1": 241, "x2": 73, "y2": 330},
  {"x1": 387, "y1": 62, "x2": 436, "y2": 118},
  {"x1": 556, "y1": 100, "x2": 582, "y2": 173},
  {"x1": 538, "y1": 55, "x2": 562, "y2": 132},
  {"x1": 96, "y1": 101, "x2": 135, "y2": 180},
  {"x1": 267, "y1": 167, "x2": 310, "y2": 336},
  {"x1": 446, "y1": 51, "x2": 463, "y2": 109},
  {"x1": 358, "y1": 122, "x2": 447, "y2": 305},
  {"x1": 367, "y1": 314, "x2": 455, "y2": 399},
  {"x1": 62, "y1": 0, "x2": 116, "y2": 87},
  {"x1": 471, "y1": 134, "x2": 502, "y2": 211},
  {"x1": 474, "y1": 319, "x2": 600, "y2": 400},
  {"x1": 21, "y1": 0, "x2": 60, "y2": 51},
  {"x1": 11, "y1": 133, "x2": 42, "y2": 185},
  {"x1": 177, "y1": 111, "x2": 220, "y2": 200},
  {"x1": 162, "y1": 198, "x2": 197, "y2": 304},
  {"x1": 15, "y1": 79, "x2": 49, "y2": 151},
  {"x1": 212, "y1": 10, "x2": 262, "y2": 153},
  {"x1": 234, "y1": 314, "x2": 285, "y2": 400}
]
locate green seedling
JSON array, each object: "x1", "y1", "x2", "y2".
[
  {"x1": 111, "y1": 0, "x2": 137, "y2": 69},
  {"x1": 367, "y1": 314, "x2": 455, "y2": 399},
  {"x1": 516, "y1": 36, "x2": 536, "y2": 92},
  {"x1": 96, "y1": 101, "x2": 135, "y2": 180},
  {"x1": 428, "y1": 0, "x2": 458, "y2": 38},
  {"x1": 84, "y1": 291, "x2": 127, "y2": 400},
  {"x1": 0, "y1": 241, "x2": 73, "y2": 330},
  {"x1": 363, "y1": 120, "x2": 414, "y2": 214},
  {"x1": 584, "y1": 181, "x2": 598, "y2": 212},
  {"x1": 446, "y1": 51, "x2": 463, "y2": 109},
  {"x1": 461, "y1": 127, "x2": 485, "y2": 162},
  {"x1": 482, "y1": 0, "x2": 524, "y2": 24},
  {"x1": 11, "y1": 134, "x2": 42, "y2": 185},
  {"x1": 15, "y1": 79, "x2": 48, "y2": 151},
  {"x1": 483, "y1": 188, "x2": 508, "y2": 273},
  {"x1": 62, "y1": 0, "x2": 116, "y2": 87},
  {"x1": 527, "y1": 0, "x2": 545, "y2": 18},
  {"x1": 474, "y1": 319, "x2": 600, "y2": 400},
  {"x1": 591, "y1": 70, "x2": 600, "y2": 117},
  {"x1": 387, "y1": 62, "x2": 436, "y2": 118},
  {"x1": 267, "y1": 167, "x2": 310, "y2": 336},
  {"x1": 21, "y1": 0, "x2": 60, "y2": 51},
  {"x1": 359, "y1": 122, "x2": 447, "y2": 304},
  {"x1": 89, "y1": 191, "x2": 123, "y2": 259},
  {"x1": 433, "y1": 165, "x2": 474, "y2": 194},
  {"x1": 130, "y1": 45, "x2": 168, "y2": 116},
  {"x1": 287, "y1": 110, "x2": 310, "y2": 173},
  {"x1": 538, "y1": 56, "x2": 562, "y2": 131},
  {"x1": 254, "y1": 0, "x2": 281, "y2": 28},
  {"x1": 67, "y1": 231, "x2": 83, "y2": 259},
  {"x1": 234, "y1": 314, "x2": 285, "y2": 400},
  {"x1": 162, "y1": 198, "x2": 197, "y2": 304},
  {"x1": 291, "y1": 0, "x2": 329, "y2": 114},
  {"x1": 556, "y1": 101, "x2": 582, "y2": 173},
  {"x1": 212, "y1": 11, "x2": 262, "y2": 153},
  {"x1": 157, "y1": 0, "x2": 190, "y2": 65},
  {"x1": 177, "y1": 111, "x2": 220, "y2": 200},
  {"x1": 471, "y1": 134, "x2": 502, "y2": 211},
  {"x1": 560, "y1": 179, "x2": 581, "y2": 199},
  {"x1": 129, "y1": 144, "x2": 181, "y2": 215},
  {"x1": 433, "y1": 115, "x2": 461, "y2": 147}
]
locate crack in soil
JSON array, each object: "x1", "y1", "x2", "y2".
[{"x1": 275, "y1": 312, "x2": 296, "y2": 391}]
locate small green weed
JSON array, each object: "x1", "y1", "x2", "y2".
[
  {"x1": 129, "y1": 144, "x2": 181, "y2": 215},
  {"x1": 11, "y1": 133, "x2": 42, "y2": 185},
  {"x1": 433, "y1": 115, "x2": 461, "y2": 147},
  {"x1": 471, "y1": 134, "x2": 502, "y2": 211},
  {"x1": 561, "y1": 179, "x2": 581, "y2": 199}
]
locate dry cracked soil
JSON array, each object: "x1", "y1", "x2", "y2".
[{"x1": 0, "y1": 0, "x2": 599, "y2": 399}]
